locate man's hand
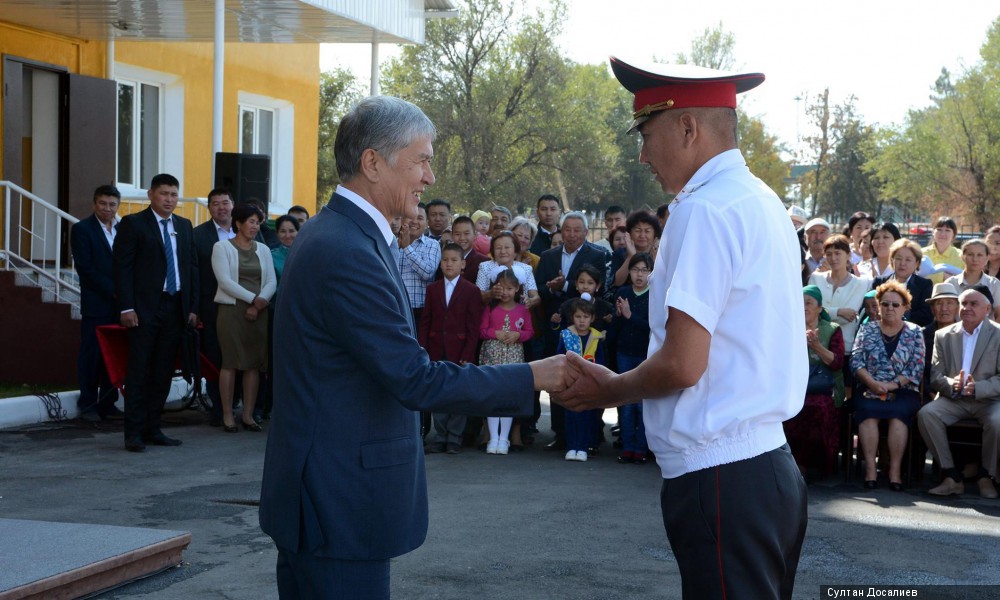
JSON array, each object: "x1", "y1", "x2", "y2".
[
  {"x1": 397, "y1": 221, "x2": 414, "y2": 249},
  {"x1": 529, "y1": 354, "x2": 567, "y2": 392},
  {"x1": 546, "y1": 270, "x2": 565, "y2": 292},
  {"x1": 963, "y1": 374, "x2": 976, "y2": 397},
  {"x1": 552, "y1": 352, "x2": 617, "y2": 411},
  {"x1": 121, "y1": 311, "x2": 139, "y2": 328},
  {"x1": 187, "y1": 312, "x2": 198, "y2": 326}
]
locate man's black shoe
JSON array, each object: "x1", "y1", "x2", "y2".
[
  {"x1": 124, "y1": 436, "x2": 146, "y2": 453},
  {"x1": 145, "y1": 432, "x2": 183, "y2": 447},
  {"x1": 79, "y1": 410, "x2": 102, "y2": 423},
  {"x1": 100, "y1": 406, "x2": 125, "y2": 420},
  {"x1": 543, "y1": 438, "x2": 566, "y2": 451}
]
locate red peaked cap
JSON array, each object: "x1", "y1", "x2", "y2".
[{"x1": 609, "y1": 56, "x2": 764, "y2": 129}]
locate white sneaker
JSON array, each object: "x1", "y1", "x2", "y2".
[
  {"x1": 486, "y1": 440, "x2": 499, "y2": 455},
  {"x1": 576, "y1": 450, "x2": 588, "y2": 462},
  {"x1": 565, "y1": 450, "x2": 577, "y2": 461},
  {"x1": 497, "y1": 440, "x2": 510, "y2": 455}
]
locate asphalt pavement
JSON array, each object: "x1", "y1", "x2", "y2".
[{"x1": 1, "y1": 398, "x2": 999, "y2": 600}]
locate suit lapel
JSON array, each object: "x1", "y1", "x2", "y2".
[
  {"x1": 89, "y1": 215, "x2": 114, "y2": 254},
  {"x1": 327, "y1": 195, "x2": 414, "y2": 335},
  {"x1": 948, "y1": 326, "x2": 964, "y2": 375},
  {"x1": 970, "y1": 322, "x2": 993, "y2": 374}
]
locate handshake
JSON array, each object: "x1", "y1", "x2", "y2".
[{"x1": 528, "y1": 353, "x2": 616, "y2": 411}]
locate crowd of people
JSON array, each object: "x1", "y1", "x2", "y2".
[
  {"x1": 386, "y1": 195, "x2": 669, "y2": 464},
  {"x1": 70, "y1": 174, "x2": 999, "y2": 496},
  {"x1": 787, "y1": 210, "x2": 1000, "y2": 498},
  {"x1": 70, "y1": 177, "x2": 310, "y2": 451},
  {"x1": 70, "y1": 175, "x2": 672, "y2": 465}
]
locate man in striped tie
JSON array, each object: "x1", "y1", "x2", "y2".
[{"x1": 113, "y1": 173, "x2": 199, "y2": 453}]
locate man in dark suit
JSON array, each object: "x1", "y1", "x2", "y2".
[
  {"x1": 71, "y1": 184, "x2": 124, "y2": 421},
  {"x1": 258, "y1": 96, "x2": 566, "y2": 599},
  {"x1": 534, "y1": 211, "x2": 610, "y2": 449},
  {"x1": 529, "y1": 193, "x2": 562, "y2": 256},
  {"x1": 192, "y1": 188, "x2": 235, "y2": 427},
  {"x1": 113, "y1": 173, "x2": 198, "y2": 453}
]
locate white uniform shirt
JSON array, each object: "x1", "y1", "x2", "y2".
[{"x1": 644, "y1": 149, "x2": 808, "y2": 479}]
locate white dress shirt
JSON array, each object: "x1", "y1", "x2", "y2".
[
  {"x1": 560, "y1": 245, "x2": 581, "y2": 292},
  {"x1": 444, "y1": 275, "x2": 459, "y2": 306},
  {"x1": 961, "y1": 320, "x2": 984, "y2": 387},
  {"x1": 153, "y1": 209, "x2": 182, "y2": 293}
]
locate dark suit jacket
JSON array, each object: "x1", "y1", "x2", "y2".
[
  {"x1": 192, "y1": 220, "x2": 224, "y2": 319},
  {"x1": 418, "y1": 277, "x2": 482, "y2": 363},
  {"x1": 534, "y1": 242, "x2": 610, "y2": 321},
  {"x1": 113, "y1": 207, "x2": 198, "y2": 321},
  {"x1": 71, "y1": 214, "x2": 116, "y2": 318},
  {"x1": 258, "y1": 193, "x2": 534, "y2": 560},
  {"x1": 930, "y1": 319, "x2": 1000, "y2": 399},
  {"x1": 873, "y1": 274, "x2": 933, "y2": 327}
]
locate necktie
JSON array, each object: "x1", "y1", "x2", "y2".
[{"x1": 161, "y1": 218, "x2": 178, "y2": 295}]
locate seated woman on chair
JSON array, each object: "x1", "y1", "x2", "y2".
[{"x1": 850, "y1": 280, "x2": 926, "y2": 491}]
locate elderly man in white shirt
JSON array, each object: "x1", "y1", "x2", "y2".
[{"x1": 557, "y1": 59, "x2": 808, "y2": 600}]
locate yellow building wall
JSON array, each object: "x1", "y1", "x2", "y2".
[
  {"x1": 0, "y1": 21, "x2": 319, "y2": 228},
  {"x1": 0, "y1": 22, "x2": 106, "y2": 239},
  {"x1": 116, "y1": 41, "x2": 320, "y2": 217}
]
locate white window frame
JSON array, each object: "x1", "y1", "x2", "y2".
[
  {"x1": 114, "y1": 64, "x2": 184, "y2": 195},
  {"x1": 237, "y1": 91, "x2": 294, "y2": 215}
]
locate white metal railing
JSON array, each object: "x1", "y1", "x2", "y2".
[{"x1": 1, "y1": 180, "x2": 81, "y2": 308}]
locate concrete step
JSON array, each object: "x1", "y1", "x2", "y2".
[
  {"x1": 10, "y1": 267, "x2": 81, "y2": 319},
  {"x1": 0, "y1": 518, "x2": 191, "y2": 600}
]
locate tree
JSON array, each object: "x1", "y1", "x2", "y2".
[
  {"x1": 381, "y1": 0, "x2": 623, "y2": 213},
  {"x1": 674, "y1": 23, "x2": 789, "y2": 198},
  {"x1": 674, "y1": 22, "x2": 736, "y2": 70},
  {"x1": 869, "y1": 17, "x2": 1000, "y2": 231},
  {"x1": 316, "y1": 68, "x2": 363, "y2": 208}
]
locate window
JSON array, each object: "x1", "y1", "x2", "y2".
[
  {"x1": 237, "y1": 92, "x2": 294, "y2": 213},
  {"x1": 239, "y1": 105, "x2": 274, "y2": 157},
  {"x1": 116, "y1": 79, "x2": 161, "y2": 188}
]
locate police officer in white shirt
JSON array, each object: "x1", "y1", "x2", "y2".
[{"x1": 556, "y1": 58, "x2": 808, "y2": 600}]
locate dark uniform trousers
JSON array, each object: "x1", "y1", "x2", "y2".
[{"x1": 661, "y1": 443, "x2": 808, "y2": 600}]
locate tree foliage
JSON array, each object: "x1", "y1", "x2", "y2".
[
  {"x1": 799, "y1": 91, "x2": 885, "y2": 222},
  {"x1": 380, "y1": 0, "x2": 625, "y2": 214},
  {"x1": 868, "y1": 17, "x2": 1000, "y2": 230},
  {"x1": 316, "y1": 68, "x2": 363, "y2": 207},
  {"x1": 674, "y1": 23, "x2": 789, "y2": 198}
]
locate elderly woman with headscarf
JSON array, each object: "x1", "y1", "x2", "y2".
[
  {"x1": 784, "y1": 285, "x2": 845, "y2": 479},
  {"x1": 851, "y1": 280, "x2": 926, "y2": 491}
]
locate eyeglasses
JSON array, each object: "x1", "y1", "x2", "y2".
[
  {"x1": 880, "y1": 301, "x2": 903, "y2": 308},
  {"x1": 629, "y1": 268, "x2": 651, "y2": 274}
]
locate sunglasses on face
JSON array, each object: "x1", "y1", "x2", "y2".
[{"x1": 880, "y1": 301, "x2": 903, "y2": 308}]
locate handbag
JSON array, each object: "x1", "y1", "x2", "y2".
[{"x1": 806, "y1": 362, "x2": 835, "y2": 395}]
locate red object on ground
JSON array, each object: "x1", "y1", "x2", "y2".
[{"x1": 96, "y1": 324, "x2": 219, "y2": 390}]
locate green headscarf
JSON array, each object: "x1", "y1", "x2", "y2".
[{"x1": 802, "y1": 285, "x2": 830, "y2": 321}]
